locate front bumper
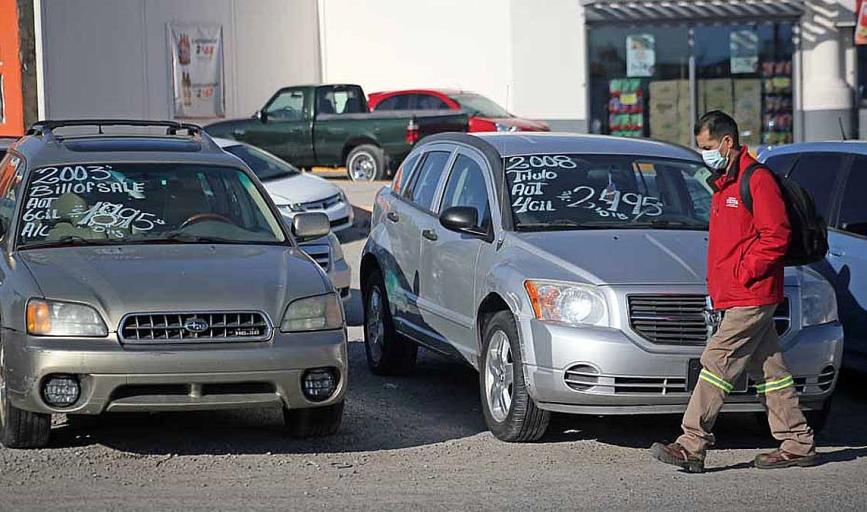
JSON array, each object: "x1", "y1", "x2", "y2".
[
  {"x1": 329, "y1": 257, "x2": 352, "y2": 302},
  {"x1": 520, "y1": 319, "x2": 844, "y2": 415},
  {"x1": 4, "y1": 328, "x2": 348, "y2": 415},
  {"x1": 282, "y1": 201, "x2": 355, "y2": 233}
]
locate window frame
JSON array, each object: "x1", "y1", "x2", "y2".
[
  {"x1": 398, "y1": 146, "x2": 456, "y2": 214},
  {"x1": 263, "y1": 88, "x2": 308, "y2": 122},
  {"x1": 833, "y1": 153, "x2": 867, "y2": 239},
  {"x1": 784, "y1": 151, "x2": 850, "y2": 227},
  {"x1": 435, "y1": 148, "x2": 496, "y2": 242}
]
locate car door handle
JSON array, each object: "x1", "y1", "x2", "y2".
[
  {"x1": 422, "y1": 229, "x2": 438, "y2": 241},
  {"x1": 387, "y1": 212, "x2": 400, "y2": 223}
]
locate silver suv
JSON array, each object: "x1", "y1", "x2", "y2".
[
  {"x1": 361, "y1": 133, "x2": 843, "y2": 442},
  {"x1": 0, "y1": 120, "x2": 347, "y2": 448}
]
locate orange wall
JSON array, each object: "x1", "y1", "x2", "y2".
[{"x1": 0, "y1": 0, "x2": 24, "y2": 136}]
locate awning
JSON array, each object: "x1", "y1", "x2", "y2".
[{"x1": 582, "y1": 0, "x2": 806, "y2": 23}]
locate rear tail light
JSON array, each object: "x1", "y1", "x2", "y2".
[{"x1": 405, "y1": 117, "x2": 420, "y2": 145}]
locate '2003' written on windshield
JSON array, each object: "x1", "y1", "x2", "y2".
[
  {"x1": 21, "y1": 165, "x2": 165, "y2": 239},
  {"x1": 505, "y1": 155, "x2": 662, "y2": 220}
]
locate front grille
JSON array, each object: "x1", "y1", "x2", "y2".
[
  {"x1": 302, "y1": 193, "x2": 342, "y2": 211},
  {"x1": 628, "y1": 295, "x2": 791, "y2": 345},
  {"x1": 628, "y1": 295, "x2": 709, "y2": 345},
  {"x1": 564, "y1": 365, "x2": 599, "y2": 391},
  {"x1": 119, "y1": 312, "x2": 271, "y2": 344},
  {"x1": 330, "y1": 216, "x2": 351, "y2": 228},
  {"x1": 300, "y1": 244, "x2": 331, "y2": 271},
  {"x1": 613, "y1": 376, "x2": 688, "y2": 395}
]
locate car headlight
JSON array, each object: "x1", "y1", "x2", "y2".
[
  {"x1": 801, "y1": 273, "x2": 838, "y2": 327},
  {"x1": 524, "y1": 280, "x2": 609, "y2": 328},
  {"x1": 26, "y1": 299, "x2": 108, "y2": 337},
  {"x1": 281, "y1": 293, "x2": 344, "y2": 332},
  {"x1": 279, "y1": 204, "x2": 305, "y2": 215},
  {"x1": 495, "y1": 123, "x2": 518, "y2": 132}
]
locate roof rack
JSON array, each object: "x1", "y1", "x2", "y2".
[{"x1": 27, "y1": 119, "x2": 206, "y2": 139}]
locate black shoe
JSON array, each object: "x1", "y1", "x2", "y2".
[{"x1": 650, "y1": 442, "x2": 705, "y2": 473}]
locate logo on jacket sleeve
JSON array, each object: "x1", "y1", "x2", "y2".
[{"x1": 725, "y1": 196, "x2": 740, "y2": 208}]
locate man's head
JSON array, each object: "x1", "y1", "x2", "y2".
[{"x1": 694, "y1": 110, "x2": 740, "y2": 171}]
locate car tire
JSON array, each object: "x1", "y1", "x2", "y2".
[
  {"x1": 283, "y1": 402, "x2": 344, "y2": 438},
  {"x1": 362, "y1": 269, "x2": 417, "y2": 376},
  {"x1": 479, "y1": 311, "x2": 550, "y2": 442},
  {"x1": 346, "y1": 144, "x2": 386, "y2": 182},
  {"x1": 0, "y1": 345, "x2": 50, "y2": 449}
]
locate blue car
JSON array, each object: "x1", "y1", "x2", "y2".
[{"x1": 759, "y1": 142, "x2": 867, "y2": 372}]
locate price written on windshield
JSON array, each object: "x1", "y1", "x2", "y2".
[{"x1": 562, "y1": 186, "x2": 663, "y2": 219}]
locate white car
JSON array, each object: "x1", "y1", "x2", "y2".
[{"x1": 216, "y1": 138, "x2": 352, "y2": 301}]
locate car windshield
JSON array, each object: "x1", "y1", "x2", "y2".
[
  {"x1": 224, "y1": 143, "x2": 300, "y2": 181},
  {"x1": 17, "y1": 163, "x2": 287, "y2": 248},
  {"x1": 504, "y1": 154, "x2": 712, "y2": 231},
  {"x1": 452, "y1": 93, "x2": 511, "y2": 118}
]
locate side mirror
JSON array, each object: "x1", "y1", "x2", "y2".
[
  {"x1": 439, "y1": 206, "x2": 488, "y2": 238},
  {"x1": 255, "y1": 110, "x2": 269, "y2": 123},
  {"x1": 292, "y1": 212, "x2": 331, "y2": 242}
]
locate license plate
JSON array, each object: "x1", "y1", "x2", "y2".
[{"x1": 686, "y1": 358, "x2": 747, "y2": 393}]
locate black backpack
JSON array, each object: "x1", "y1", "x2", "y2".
[{"x1": 739, "y1": 162, "x2": 829, "y2": 267}]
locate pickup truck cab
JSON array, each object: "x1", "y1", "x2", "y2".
[{"x1": 206, "y1": 84, "x2": 468, "y2": 182}]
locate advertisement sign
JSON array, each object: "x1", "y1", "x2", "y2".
[
  {"x1": 168, "y1": 23, "x2": 224, "y2": 118},
  {"x1": 626, "y1": 34, "x2": 655, "y2": 78},
  {"x1": 730, "y1": 29, "x2": 759, "y2": 74},
  {"x1": 857, "y1": 0, "x2": 867, "y2": 45}
]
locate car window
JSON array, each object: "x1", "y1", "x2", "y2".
[
  {"x1": 224, "y1": 144, "x2": 300, "y2": 181},
  {"x1": 452, "y1": 93, "x2": 510, "y2": 118},
  {"x1": 787, "y1": 152, "x2": 845, "y2": 219},
  {"x1": 391, "y1": 153, "x2": 420, "y2": 193},
  {"x1": 839, "y1": 158, "x2": 867, "y2": 237},
  {"x1": 763, "y1": 153, "x2": 797, "y2": 176},
  {"x1": 0, "y1": 154, "x2": 24, "y2": 235},
  {"x1": 503, "y1": 154, "x2": 710, "y2": 231},
  {"x1": 403, "y1": 151, "x2": 451, "y2": 211},
  {"x1": 373, "y1": 94, "x2": 410, "y2": 111},
  {"x1": 316, "y1": 87, "x2": 365, "y2": 115},
  {"x1": 441, "y1": 154, "x2": 491, "y2": 229},
  {"x1": 415, "y1": 94, "x2": 450, "y2": 110},
  {"x1": 17, "y1": 164, "x2": 286, "y2": 248},
  {"x1": 265, "y1": 90, "x2": 306, "y2": 121}
]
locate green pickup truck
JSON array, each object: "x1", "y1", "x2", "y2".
[{"x1": 206, "y1": 84, "x2": 468, "y2": 181}]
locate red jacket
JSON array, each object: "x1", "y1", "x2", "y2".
[{"x1": 707, "y1": 148, "x2": 790, "y2": 310}]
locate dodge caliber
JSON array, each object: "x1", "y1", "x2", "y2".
[
  {"x1": 361, "y1": 133, "x2": 843, "y2": 442},
  {"x1": 0, "y1": 120, "x2": 347, "y2": 448}
]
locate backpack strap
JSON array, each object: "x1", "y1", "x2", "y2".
[{"x1": 739, "y1": 162, "x2": 764, "y2": 215}]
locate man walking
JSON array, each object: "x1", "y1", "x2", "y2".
[{"x1": 651, "y1": 111, "x2": 817, "y2": 472}]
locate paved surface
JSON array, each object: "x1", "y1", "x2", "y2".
[{"x1": 2, "y1": 179, "x2": 866, "y2": 511}]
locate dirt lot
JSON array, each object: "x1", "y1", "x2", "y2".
[{"x1": 1, "y1": 179, "x2": 865, "y2": 511}]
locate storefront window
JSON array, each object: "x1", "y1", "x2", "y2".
[{"x1": 588, "y1": 22, "x2": 796, "y2": 148}]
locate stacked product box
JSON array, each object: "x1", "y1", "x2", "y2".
[
  {"x1": 761, "y1": 60, "x2": 794, "y2": 146},
  {"x1": 649, "y1": 79, "x2": 691, "y2": 145},
  {"x1": 608, "y1": 78, "x2": 644, "y2": 138}
]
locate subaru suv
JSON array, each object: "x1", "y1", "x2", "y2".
[
  {"x1": 0, "y1": 120, "x2": 347, "y2": 448},
  {"x1": 361, "y1": 132, "x2": 843, "y2": 442}
]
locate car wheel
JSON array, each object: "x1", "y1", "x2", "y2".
[
  {"x1": 0, "y1": 344, "x2": 50, "y2": 449},
  {"x1": 479, "y1": 311, "x2": 550, "y2": 442},
  {"x1": 363, "y1": 269, "x2": 417, "y2": 376},
  {"x1": 283, "y1": 402, "x2": 344, "y2": 438},
  {"x1": 346, "y1": 145, "x2": 386, "y2": 182}
]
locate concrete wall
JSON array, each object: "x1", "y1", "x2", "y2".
[{"x1": 37, "y1": 0, "x2": 321, "y2": 121}]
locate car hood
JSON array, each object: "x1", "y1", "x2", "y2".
[
  {"x1": 262, "y1": 173, "x2": 341, "y2": 205},
  {"x1": 19, "y1": 245, "x2": 328, "y2": 331}
]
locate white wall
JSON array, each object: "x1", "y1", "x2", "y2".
[
  {"x1": 318, "y1": 0, "x2": 513, "y2": 110},
  {"x1": 38, "y1": 0, "x2": 321, "y2": 121}
]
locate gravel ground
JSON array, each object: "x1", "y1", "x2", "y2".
[{"x1": 1, "y1": 180, "x2": 865, "y2": 511}]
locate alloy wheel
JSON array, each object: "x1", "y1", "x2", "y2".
[
  {"x1": 485, "y1": 330, "x2": 514, "y2": 423},
  {"x1": 349, "y1": 153, "x2": 376, "y2": 181},
  {"x1": 366, "y1": 286, "x2": 385, "y2": 364}
]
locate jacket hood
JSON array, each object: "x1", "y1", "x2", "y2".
[{"x1": 19, "y1": 244, "x2": 329, "y2": 332}]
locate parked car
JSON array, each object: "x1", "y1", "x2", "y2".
[
  {"x1": 0, "y1": 120, "x2": 347, "y2": 448},
  {"x1": 215, "y1": 137, "x2": 351, "y2": 301},
  {"x1": 206, "y1": 84, "x2": 469, "y2": 182},
  {"x1": 362, "y1": 132, "x2": 843, "y2": 442},
  {"x1": 368, "y1": 89, "x2": 550, "y2": 133},
  {"x1": 759, "y1": 142, "x2": 867, "y2": 372}
]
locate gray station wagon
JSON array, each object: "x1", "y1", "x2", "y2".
[
  {"x1": 361, "y1": 132, "x2": 844, "y2": 442},
  {"x1": 0, "y1": 120, "x2": 347, "y2": 448}
]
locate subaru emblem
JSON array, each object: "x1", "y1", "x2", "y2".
[{"x1": 184, "y1": 317, "x2": 209, "y2": 333}]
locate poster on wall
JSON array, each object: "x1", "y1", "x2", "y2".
[
  {"x1": 730, "y1": 29, "x2": 759, "y2": 74},
  {"x1": 168, "y1": 23, "x2": 224, "y2": 118},
  {"x1": 857, "y1": 0, "x2": 867, "y2": 45},
  {"x1": 626, "y1": 34, "x2": 655, "y2": 78}
]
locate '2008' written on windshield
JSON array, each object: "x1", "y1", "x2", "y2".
[
  {"x1": 21, "y1": 165, "x2": 165, "y2": 239},
  {"x1": 505, "y1": 155, "x2": 663, "y2": 220}
]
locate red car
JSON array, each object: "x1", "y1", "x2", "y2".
[{"x1": 368, "y1": 89, "x2": 550, "y2": 133}]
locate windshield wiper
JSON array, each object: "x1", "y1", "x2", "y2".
[
  {"x1": 630, "y1": 219, "x2": 709, "y2": 230},
  {"x1": 144, "y1": 232, "x2": 243, "y2": 244},
  {"x1": 516, "y1": 220, "x2": 614, "y2": 231},
  {"x1": 18, "y1": 235, "x2": 126, "y2": 250}
]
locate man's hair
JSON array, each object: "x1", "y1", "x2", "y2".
[{"x1": 694, "y1": 110, "x2": 740, "y2": 146}]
